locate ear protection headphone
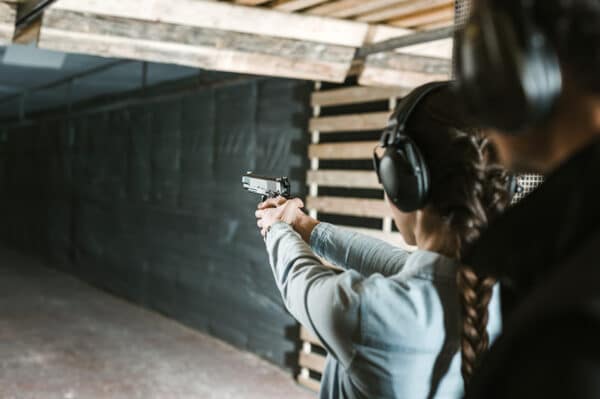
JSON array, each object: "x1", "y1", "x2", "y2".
[
  {"x1": 373, "y1": 81, "x2": 448, "y2": 212},
  {"x1": 454, "y1": 0, "x2": 563, "y2": 133},
  {"x1": 373, "y1": 81, "x2": 523, "y2": 212}
]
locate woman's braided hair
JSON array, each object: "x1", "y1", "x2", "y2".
[{"x1": 408, "y1": 90, "x2": 512, "y2": 385}]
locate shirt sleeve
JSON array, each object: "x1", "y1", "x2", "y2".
[
  {"x1": 265, "y1": 222, "x2": 363, "y2": 368},
  {"x1": 310, "y1": 222, "x2": 411, "y2": 277}
]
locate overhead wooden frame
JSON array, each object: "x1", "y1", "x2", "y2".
[
  {"x1": 226, "y1": 0, "x2": 456, "y2": 31},
  {"x1": 36, "y1": 0, "x2": 372, "y2": 82},
  {"x1": 32, "y1": 0, "x2": 454, "y2": 84}
]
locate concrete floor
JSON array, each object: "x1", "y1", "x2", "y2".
[{"x1": 0, "y1": 247, "x2": 315, "y2": 399}]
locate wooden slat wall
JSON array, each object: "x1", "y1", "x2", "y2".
[
  {"x1": 298, "y1": 78, "x2": 421, "y2": 392},
  {"x1": 226, "y1": 0, "x2": 455, "y2": 30}
]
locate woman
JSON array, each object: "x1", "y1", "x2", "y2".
[{"x1": 255, "y1": 82, "x2": 511, "y2": 398}]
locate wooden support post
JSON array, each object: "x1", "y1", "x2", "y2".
[{"x1": 0, "y1": 2, "x2": 16, "y2": 45}]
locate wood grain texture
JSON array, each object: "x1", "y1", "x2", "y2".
[
  {"x1": 308, "y1": 141, "x2": 378, "y2": 160},
  {"x1": 311, "y1": 85, "x2": 410, "y2": 107},
  {"x1": 273, "y1": 0, "x2": 330, "y2": 12},
  {"x1": 359, "y1": 52, "x2": 451, "y2": 87},
  {"x1": 50, "y1": 0, "x2": 370, "y2": 47},
  {"x1": 307, "y1": 170, "x2": 381, "y2": 189},
  {"x1": 39, "y1": 9, "x2": 355, "y2": 82},
  {"x1": 357, "y1": 0, "x2": 454, "y2": 23},
  {"x1": 299, "y1": 351, "x2": 327, "y2": 373},
  {"x1": 306, "y1": 196, "x2": 389, "y2": 218},
  {"x1": 0, "y1": 2, "x2": 16, "y2": 45},
  {"x1": 309, "y1": 112, "x2": 390, "y2": 132}
]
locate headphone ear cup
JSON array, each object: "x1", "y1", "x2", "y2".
[
  {"x1": 455, "y1": 2, "x2": 562, "y2": 132},
  {"x1": 378, "y1": 138, "x2": 429, "y2": 212}
]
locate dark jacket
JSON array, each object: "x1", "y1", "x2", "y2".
[{"x1": 464, "y1": 139, "x2": 600, "y2": 398}]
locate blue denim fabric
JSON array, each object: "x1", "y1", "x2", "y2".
[{"x1": 265, "y1": 222, "x2": 502, "y2": 399}]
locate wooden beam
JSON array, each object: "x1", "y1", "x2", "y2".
[
  {"x1": 13, "y1": 13, "x2": 41, "y2": 43},
  {"x1": 309, "y1": 111, "x2": 389, "y2": 133},
  {"x1": 357, "y1": 0, "x2": 454, "y2": 23},
  {"x1": 0, "y1": 2, "x2": 17, "y2": 44},
  {"x1": 272, "y1": 0, "x2": 330, "y2": 12},
  {"x1": 307, "y1": 170, "x2": 381, "y2": 189},
  {"x1": 308, "y1": 141, "x2": 377, "y2": 160},
  {"x1": 299, "y1": 351, "x2": 327, "y2": 373},
  {"x1": 306, "y1": 196, "x2": 389, "y2": 218},
  {"x1": 234, "y1": 0, "x2": 271, "y2": 5},
  {"x1": 359, "y1": 52, "x2": 451, "y2": 87},
  {"x1": 310, "y1": 0, "x2": 412, "y2": 19},
  {"x1": 389, "y1": 4, "x2": 454, "y2": 28},
  {"x1": 39, "y1": 9, "x2": 356, "y2": 82},
  {"x1": 50, "y1": 0, "x2": 370, "y2": 47},
  {"x1": 311, "y1": 85, "x2": 410, "y2": 107}
]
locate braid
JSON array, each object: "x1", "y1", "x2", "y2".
[
  {"x1": 428, "y1": 132, "x2": 509, "y2": 385},
  {"x1": 457, "y1": 267, "x2": 496, "y2": 384},
  {"x1": 409, "y1": 95, "x2": 512, "y2": 386},
  {"x1": 451, "y1": 135, "x2": 508, "y2": 385}
]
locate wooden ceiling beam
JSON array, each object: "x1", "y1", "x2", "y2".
[
  {"x1": 357, "y1": 0, "x2": 454, "y2": 23},
  {"x1": 307, "y1": 0, "x2": 410, "y2": 19},
  {"x1": 388, "y1": 4, "x2": 454, "y2": 28},
  {"x1": 272, "y1": 0, "x2": 331, "y2": 12},
  {"x1": 50, "y1": 0, "x2": 369, "y2": 47},
  {"x1": 359, "y1": 52, "x2": 451, "y2": 87},
  {"x1": 38, "y1": 8, "x2": 356, "y2": 82},
  {"x1": 234, "y1": 0, "x2": 271, "y2": 5}
]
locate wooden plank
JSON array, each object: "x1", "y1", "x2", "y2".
[
  {"x1": 234, "y1": 0, "x2": 271, "y2": 5},
  {"x1": 306, "y1": 196, "x2": 389, "y2": 218},
  {"x1": 307, "y1": 170, "x2": 381, "y2": 189},
  {"x1": 297, "y1": 374, "x2": 321, "y2": 392},
  {"x1": 359, "y1": 52, "x2": 451, "y2": 88},
  {"x1": 273, "y1": 0, "x2": 330, "y2": 12},
  {"x1": 312, "y1": 0, "x2": 412, "y2": 19},
  {"x1": 39, "y1": 9, "x2": 355, "y2": 82},
  {"x1": 308, "y1": 141, "x2": 377, "y2": 159},
  {"x1": 357, "y1": 0, "x2": 453, "y2": 23},
  {"x1": 299, "y1": 351, "x2": 327, "y2": 373},
  {"x1": 309, "y1": 111, "x2": 389, "y2": 133},
  {"x1": 300, "y1": 326, "x2": 323, "y2": 346},
  {"x1": 50, "y1": 0, "x2": 371, "y2": 47},
  {"x1": 389, "y1": 4, "x2": 454, "y2": 28},
  {"x1": 311, "y1": 85, "x2": 410, "y2": 107},
  {"x1": 13, "y1": 13, "x2": 41, "y2": 44},
  {"x1": 0, "y1": 2, "x2": 17, "y2": 45}
]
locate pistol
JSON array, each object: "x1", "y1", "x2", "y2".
[{"x1": 242, "y1": 172, "x2": 291, "y2": 202}]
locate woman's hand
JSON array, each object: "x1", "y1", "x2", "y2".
[{"x1": 256, "y1": 197, "x2": 319, "y2": 242}]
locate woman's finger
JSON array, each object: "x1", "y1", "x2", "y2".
[
  {"x1": 257, "y1": 219, "x2": 263, "y2": 229},
  {"x1": 255, "y1": 209, "x2": 264, "y2": 218}
]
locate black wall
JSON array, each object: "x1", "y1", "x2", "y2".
[{"x1": 0, "y1": 77, "x2": 311, "y2": 369}]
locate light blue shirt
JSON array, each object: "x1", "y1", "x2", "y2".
[{"x1": 265, "y1": 222, "x2": 502, "y2": 399}]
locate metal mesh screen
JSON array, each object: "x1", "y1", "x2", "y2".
[
  {"x1": 455, "y1": 0, "x2": 472, "y2": 28},
  {"x1": 514, "y1": 174, "x2": 544, "y2": 203}
]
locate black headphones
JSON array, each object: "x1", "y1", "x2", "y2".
[
  {"x1": 373, "y1": 81, "x2": 523, "y2": 212},
  {"x1": 373, "y1": 81, "x2": 448, "y2": 212},
  {"x1": 454, "y1": 0, "x2": 563, "y2": 133}
]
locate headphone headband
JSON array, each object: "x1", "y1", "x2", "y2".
[{"x1": 382, "y1": 81, "x2": 450, "y2": 147}]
